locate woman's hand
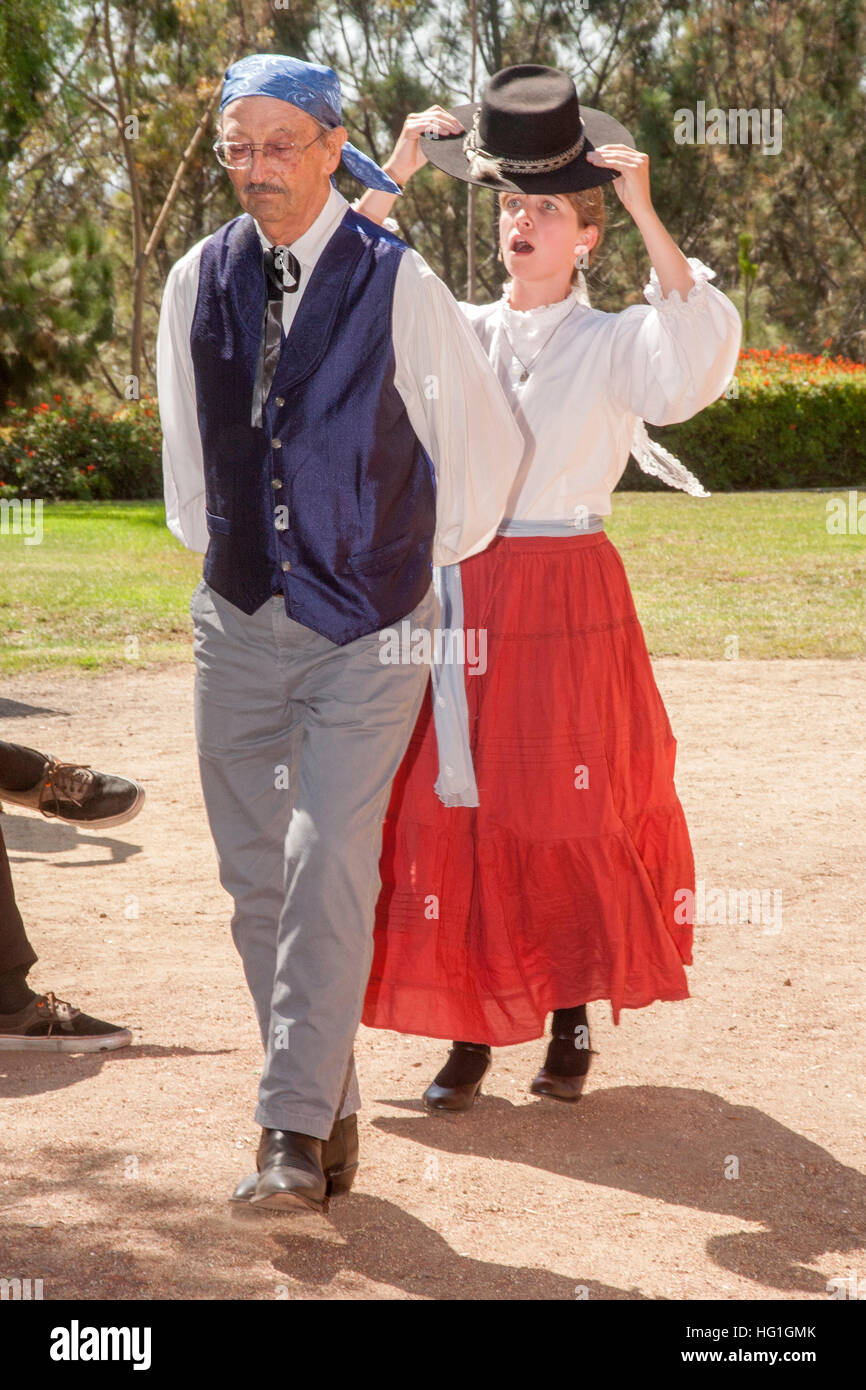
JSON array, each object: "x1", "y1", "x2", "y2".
[
  {"x1": 588, "y1": 145, "x2": 696, "y2": 300},
  {"x1": 385, "y1": 106, "x2": 466, "y2": 187},
  {"x1": 585, "y1": 145, "x2": 653, "y2": 220}
]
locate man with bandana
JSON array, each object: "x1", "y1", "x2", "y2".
[{"x1": 157, "y1": 54, "x2": 522, "y2": 1211}]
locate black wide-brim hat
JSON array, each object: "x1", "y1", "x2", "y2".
[{"x1": 420, "y1": 64, "x2": 634, "y2": 194}]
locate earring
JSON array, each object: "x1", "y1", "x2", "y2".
[{"x1": 574, "y1": 247, "x2": 589, "y2": 270}]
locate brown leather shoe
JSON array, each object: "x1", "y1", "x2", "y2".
[
  {"x1": 0, "y1": 754, "x2": 144, "y2": 829},
  {"x1": 231, "y1": 1114, "x2": 359, "y2": 1208}
]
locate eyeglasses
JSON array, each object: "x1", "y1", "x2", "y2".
[{"x1": 213, "y1": 133, "x2": 324, "y2": 169}]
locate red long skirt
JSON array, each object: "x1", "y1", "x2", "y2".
[{"x1": 362, "y1": 532, "x2": 694, "y2": 1045}]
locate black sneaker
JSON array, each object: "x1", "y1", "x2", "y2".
[
  {"x1": 0, "y1": 991, "x2": 132, "y2": 1052},
  {"x1": 0, "y1": 755, "x2": 145, "y2": 829}
]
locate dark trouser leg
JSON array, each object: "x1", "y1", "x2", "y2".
[
  {"x1": 0, "y1": 821, "x2": 38, "y2": 1008},
  {"x1": 0, "y1": 741, "x2": 47, "y2": 792}
]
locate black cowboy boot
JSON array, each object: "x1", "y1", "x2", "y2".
[
  {"x1": 321, "y1": 1111, "x2": 359, "y2": 1197},
  {"x1": 530, "y1": 1005, "x2": 593, "y2": 1102},
  {"x1": 248, "y1": 1129, "x2": 327, "y2": 1212},
  {"x1": 423, "y1": 1041, "x2": 491, "y2": 1111},
  {"x1": 230, "y1": 1113, "x2": 359, "y2": 1210}
]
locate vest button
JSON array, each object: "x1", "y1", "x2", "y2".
[
  {"x1": 271, "y1": 478, "x2": 282, "y2": 489},
  {"x1": 274, "y1": 396, "x2": 285, "y2": 407},
  {"x1": 281, "y1": 560, "x2": 292, "y2": 572},
  {"x1": 271, "y1": 438, "x2": 282, "y2": 448}
]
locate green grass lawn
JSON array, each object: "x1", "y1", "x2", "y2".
[
  {"x1": 0, "y1": 502, "x2": 201, "y2": 675},
  {"x1": 0, "y1": 494, "x2": 863, "y2": 675},
  {"x1": 611, "y1": 490, "x2": 865, "y2": 660}
]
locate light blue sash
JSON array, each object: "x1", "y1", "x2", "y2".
[{"x1": 431, "y1": 515, "x2": 604, "y2": 806}]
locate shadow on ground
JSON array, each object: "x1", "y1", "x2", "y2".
[
  {"x1": 0, "y1": 1141, "x2": 648, "y2": 1301},
  {"x1": 1, "y1": 1084, "x2": 862, "y2": 1300},
  {"x1": 2, "y1": 810, "x2": 142, "y2": 866},
  {"x1": 0, "y1": 1046, "x2": 236, "y2": 1101},
  {"x1": 374, "y1": 1086, "x2": 866, "y2": 1293}
]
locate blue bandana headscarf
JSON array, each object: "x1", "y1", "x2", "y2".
[{"x1": 220, "y1": 54, "x2": 400, "y2": 194}]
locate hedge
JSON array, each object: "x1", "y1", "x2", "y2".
[
  {"x1": 621, "y1": 346, "x2": 866, "y2": 491},
  {"x1": 0, "y1": 395, "x2": 162, "y2": 501}
]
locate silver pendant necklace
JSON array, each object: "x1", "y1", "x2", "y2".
[{"x1": 501, "y1": 297, "x2": 578, "y2": 383}]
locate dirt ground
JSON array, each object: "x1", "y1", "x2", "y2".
[{"x1": 1, "y1": 658, "x2": 864, "y2": 1302}]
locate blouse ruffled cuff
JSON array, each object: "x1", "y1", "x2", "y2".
[{"x1": 642, "y1": 256, "x2": 717, "y2": 313}]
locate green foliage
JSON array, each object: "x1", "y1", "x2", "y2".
[
  {"x1": 0, "y1": 0, "x2": 52, "y2": 167},
  {"x1": 737, "y1": 232, "x2": 759, "y2": 346},
  {"x1": 0, "y1": 219, "x2": 114, "y2": 409},
  {"x1": 0, "y1": 396, "x2": 162, "y2": 500}
]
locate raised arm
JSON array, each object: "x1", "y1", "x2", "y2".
[
  {"x1": 356, "y1": 106, "x2": 465, "y2": 226},
  {"x1": 586, "y1": 145, "x2": 743, "y2": 422},
  {"x1": 586, "y1": 144, "x2": 697, "y2": 301}
]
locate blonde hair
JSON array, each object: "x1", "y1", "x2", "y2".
[
  {"x1": 498, "y1": 186, "x2": 606, "y2": 286},
  {"x1": 561, "y1": 187, "x2": 606, "y2": 285}
]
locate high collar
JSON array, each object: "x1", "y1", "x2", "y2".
[
  {"x1": 500, "y1": 282, "x2": 580, "y2": 322},
  {"x1": 254, "y1": 183, "x2": 349, "y2": 272}
]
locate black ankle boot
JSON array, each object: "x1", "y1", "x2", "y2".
[
  {"x1": 322, "y1": 1112, "x2": 359, "y2": 1199},
  {"x1": 230, "y1": 1113, "x2": 359, "y2": 1207},
  {"x1": 423, "y1": 1041, "x2": 491, "y2": 1111},
  {"x1": 530, "y1": 1006, "x2": 592, "y2": 1103}
]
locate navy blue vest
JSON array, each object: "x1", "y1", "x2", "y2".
[{"x1": 189, "y1": 208, "x2": 436, "y2": 645}]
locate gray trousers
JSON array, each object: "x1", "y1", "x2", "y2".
[{"x1": 190, "y1": 578, "x2": 437, "y2": 1139}]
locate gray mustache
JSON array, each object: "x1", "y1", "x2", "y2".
[{"x1": 245, "y1": 183, "x2": 284, "y2": 194}]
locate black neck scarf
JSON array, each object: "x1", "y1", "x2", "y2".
[{"x1": 252, "y1": 245, "x2": 302, "y2": 426}]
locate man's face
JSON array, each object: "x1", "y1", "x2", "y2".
[{"x1": 219, "y1": 96, "x2": 346, "y2": 223}]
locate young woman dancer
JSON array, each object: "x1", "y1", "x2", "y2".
[{"x1": 357, "y1": 65, "x2": 741, "y2": 1107}]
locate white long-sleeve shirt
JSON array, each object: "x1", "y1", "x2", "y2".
[
  {"x1": 156, "y1": 184, "x2": 524, "y2": 566},
  {"x1": 459, "y1": 258, "x2": 742, "y2": 519}
]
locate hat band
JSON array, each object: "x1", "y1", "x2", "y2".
[{"x1": 462, "y1": 109, "x2": 586, "y2": 182}]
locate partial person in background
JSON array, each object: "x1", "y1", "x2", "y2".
[
  {"x1": 0, "y1": 739, "x2": 143, "y2": 1050},
  {"x1": 359, "y1": 65, "x2": 742, "y2": 1108}
]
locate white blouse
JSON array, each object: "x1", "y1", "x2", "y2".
[{"x1": 459, "y1": 258, "x2": 742, "y2": 519}]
